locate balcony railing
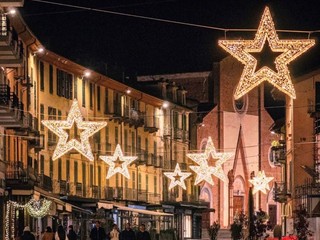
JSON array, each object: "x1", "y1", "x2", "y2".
[
  {"x1": 37, "y1": 173, "x2": 52, "y2": 192},
  {"x1": 144, "y1": 116, "x2": 159, "y2": 133},
  {"x1": 92, "y1": 185, "x2": 100, "y2": 199},
  {"x1": 273, "y1": 181, "x2": 291, "y2": 203}
]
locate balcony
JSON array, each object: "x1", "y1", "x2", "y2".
[
  {"x1": 137, "y1": 190, "x2": 148, "y2": 202},
  {"x1": 37, "y1": 174, "x2": 52, "y2": 192},
  {"x1": 5, "y1": 164, "x2": 37, "y2": 190},
  {"x1": 92, "y1": 185, "x2": 100, "y2": 199},
  {"x1": 0, "y1": 84, "x2": 26, "y2": 128},
  {"x1": 144, "y1": 116, "x2": 159, "y2": 133},
  {"x1": 148, "y1": 192, "x2": 161, "y2": 204},
  {"x1": 59, "y1": 180, "x2": 68, "y2": 196},
  {"x1": 146, "y1": 153, "x2": 153, "y2": 166},
  {"x1": 183, "y1": 130, "x2": 189, "y2": 142},
  {"x1": 273, "y1": 182, "x2": 291, "y2": 203},
  {"x1": 0, "y1": 0, "x2": 24, "y2": 7},
  {"x1": 173, "y1": 128, "x2": 183, "y2": 139},
  {"x1": 75, "y1": 182, "x2": 82, "y2": 196},
  {"x1": 128, "y1": 108, "x2": 145, "y2": 128},
  {"x1": 0, "y1": 20, "x2": 24, "y2": 67},
  {"x1": 137, "y1": 149, "x2": 148, "y2": 165},
  {"x1": 182, "y1": 192, "x2": 198, "y2": 202},
  {"x1": 163, "y1": 191, "x2": 178, "y2": 202},
  {"x1": 154, "y1": 155, "x2": 163, "y2": 168},
  {"x1": 270, "y1": 145, "x2": 286, "y2": 166},
  {"x1": 105, "y1": 186, "x2": 123, "y2": 200}
]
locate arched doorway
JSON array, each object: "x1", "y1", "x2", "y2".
[{"x1": 232, "y1": 176, "x2": 245, "y2": 218}]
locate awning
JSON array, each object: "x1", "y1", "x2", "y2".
[{"x1": 114, "y1": 205, "x2": 173, "y2": 216}]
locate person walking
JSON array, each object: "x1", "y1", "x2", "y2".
[
  {"x1": 90, "y1": 221, "x2": 107, "y2": 240},
  {"x1": 42, "y1": 226, "x2": 54, "y2": 240},
  {"x1": 136, "y1": 224, "x2": 151, "y2": 240},
  {"x1": 120, "y1": 223, "x2": 135, "y2": 240},
  {"x1": 109, "y1": 224, "x2": 120, "y2": 240},
  {"x1": 67, "y1": 225, "x2": 77, "y2": 240},
  {"x1": 21, "y1": 226, "x2": 35, "y2": 240},
  {"x1": 55, "y1": 225, "x2": 68, "y2": 240}
]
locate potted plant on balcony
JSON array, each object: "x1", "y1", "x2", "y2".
[{"x1": 208, "y1": 221, "x2": 220, "y2": 240}]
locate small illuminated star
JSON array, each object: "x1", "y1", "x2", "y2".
[
  {"x1": 249, "y1": 170, "x2": 274, "y2": 194},
  {"x1": 218, "y1": 7, "x2": 315, "y2": 100},
  {"x1": 42, "y1": 99, "x2": 107, "y2": 161},
  {"x1": 164, "y1": 163, "x2": 192, "y2": 190},
  {"x1": 100, "y1": 144, "x2": 137, "y2": 179}
]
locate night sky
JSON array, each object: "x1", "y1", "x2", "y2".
[{"x1": 20, "y1": 0, "x2": 320, "y2": 77}]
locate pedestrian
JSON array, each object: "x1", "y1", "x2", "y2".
[
  {"x1": 55, "y1": 225, "x2": 68, "y2": 240},
  {"x1": 90, "y1": 221, "x2": 107, "y2": 240},
  {"x1": 67, "y1": 225, "x2": 77, "y2": 240},
  {"x1": 136, "y1": 224, "x2": 151, "y2": 240},
  {"x1": 109, "y1": 224, "x2": 120, "y2": 240},
  {"x1": 42, "y1": 226, "x2": 54, "y2": 240},
  {"x1": 120, "y1": 223, "x2": 135, "y2": 240},
  {"x1": 21, "y1": 226, "x2": 35, "y2": 240}
]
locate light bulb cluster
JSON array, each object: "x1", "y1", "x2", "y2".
[
  {"x1": 100, "y1": 144, "x2": 138, "y2": 179},
  {"x1": 164, "y1": 163, "x2": 192, "y2": 190},
  {"x1": 42, "y1": 99, "x2": 107, "y2": 161},
  {"x1": 218, "y1": 7, "x2": 315, "y2": 100},
  {"x1": 249, "y1": 170, "x2": 274, "y2": 194}
]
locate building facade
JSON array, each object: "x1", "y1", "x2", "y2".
[
  {"x1": 197, "y1": 57, "x2": 282, "y2": 228},
  {"x1": 0, "y1": 7, "x2": 207, "y2": 240}
]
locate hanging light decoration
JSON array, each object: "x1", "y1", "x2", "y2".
[
  {"x1": 218, "y1": 7, "x2": 315, "y2": 100},
  {"x1": 26, "y1": 198, "x2": 52, "y2": 218},
  {"x1": 100, "y1": 144, "x2": 137, "y2": 179},
  {"x1": 187, "y1": 137, "x2": 233, "y2": 185},
  {"x1": 249, "y1": 170, "x2": 274, "y2": 194},
  {"x1": 42, "y1": 99, "x2": 107, "y2": 161},
  {"x1": 164, "y1": 163, "x2": 192, "y2": 190}
]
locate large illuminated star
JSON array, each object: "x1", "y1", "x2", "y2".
[
  {"x1": 218, "y1": 7, "x2": 315, "y2": 100},
  {"x1": 164, "y1": 163, "x2": 192, "y2": 190},
  {"x1": 100, "y1": 144, "x2": 137, "y2": 179},
  {"x1": 187, "y1": 137, "x2": 233, "y2": 183},
  {"x1": 249, "y1": 170, "x2": 274, "y2": 194},
  {"x1": 189, "y1": 160, "x2": 215, "y2": 185},
  {"x1": 42, "y1": 99, "x2": 107, "y2": 161}
]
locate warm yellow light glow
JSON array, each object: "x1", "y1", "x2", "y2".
[
  {"x1": 42, "y1": 99, "x2": 107, "y2": 161},
  {"x1": 218, "y1": 7, "x2": 315, "y2": 100},
  {"x1": 249, "y1": 170, "x2": 274, "y2": 194},
  {"x1": 164, "y1": 163, "x2": 192, "y2": 190},
  {"x1": 100, "y1": 144, "x2": 137, "y2": 179},
  {"x1": 187, "y1": 137, "x2": 233, "y2": 184}
]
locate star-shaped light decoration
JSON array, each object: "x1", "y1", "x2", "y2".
[
  {"x1": 218, "y1": 7, "x2": 315, "y2": 100},
  {"x1": 164, "y1": 163, "x2": 192, "y2": 190},
  {"x1": 187, "y1": 137, "x2": 233, "y2": 184},
  {"x1": 42, "y1": 99, "x2": 107, "y2": 161},
  {"x1": 100, "y1": 144, "x2": 137, "y2": 179},
  {"x1": 249, "y1": 170, "x2": 274, "y2": 194}
]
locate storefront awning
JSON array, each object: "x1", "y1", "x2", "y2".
[{"x1": 114, "y1": 205, "x2": 173, "y2": 216}]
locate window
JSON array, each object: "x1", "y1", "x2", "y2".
[
  {"x1": 137, "y1": 136, "x2": 141, "y2": 152},
  {"x1": 40, "y1": 104, "x2": 44, "y2": 131},
  {"x1": 66, "y1": 159, "x2": 70, "y2": 180},
  {"x1": 131, "y1": 132, "x2": 135, "y2": 155},
  {"x1": 173, "y1": 111, "x2": 178, "y2": 128},
  {"x1": 124, "y1": 129, "x2": 128, "y2": 153},
  {"x1": 115, "y1": 126, "x2": 119, "y2": 144},
  {"x1": 104, "y1": 90, "x2": 109, "y2": 114},
  {"x1": 49, "y1": 65, "x2": 53, "y2": 94},
  {"x1": 98, "y1": 166, "x2": 101, "y2": 186},
  {"x1": 50, "y1": 157, "x2": 53, "y2": 178},
  {"x1": 97, "y1": 86, "x2": 100, "y2": 111},
  {"x1": 132, "y1": 172, "x2": 136, "y2": 189},
  {"x1": 58, "y1": 159, "x2": 62, "y2": 180},
  {"x1": 58, "y1": 110, "x2": 62, "y2": 120},
  {"x1": 146, "y1": 175, "x2": 149, "y2": 193},
  {"x1": 105, "y1": 126, "x2": 110, "y2": 152},
  {"x1": 116, "y1": 174, "x2": 119, "y2": 186},
  {"x1": 74, "y1": 162, "x2": 78, "y2": 183},
  {"x1": 138, "y1": 173, "x2": 142, "y2": 190},
  {"x1": 154, "y1": 176, "x2": 157, "y2": 194},
  {"x1": 82, "y1": 163, "x2": 86, "y2": 194},
  {"x1": 90, "y1": 165, "x2": 93, "y2": 186},
  {"x1": 40, "y1": 61, "x2": 44, "y2": 91},
  {"x1": 90, "y1": 83, "x2": 93, "y2": 109},
  {"x1": 74, "y1": 78, "x2": 77, "y2": 99},
  {"x1": 57, "y1": 69, "x2": 73, "y2": 99},
  {"x1": 48, "y1": 107, "x2": 57, "y2": 145},
  {"x1": 40, "y1": 155, "x2": 44, "y2": 174},
  {"x1": 145, "y1": 138, "x2": 148, "y2": 153},
  {"x1": 182, "y1": 114, "x2": 187, "y2": 130},
  {"x1": 82, "y1": 79, "x2": 86, "y2": 107}
]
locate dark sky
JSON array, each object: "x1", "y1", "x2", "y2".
[{"x1": 20, "y1": 0, "x2": 320, "y2": 77}]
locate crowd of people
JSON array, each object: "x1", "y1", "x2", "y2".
[
  {"x1": 90, "y1": 221, "x2": 151, "y2": 240},
  {"x1": 19, "y1": 221, "x2": 151, "y2": 240}
]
